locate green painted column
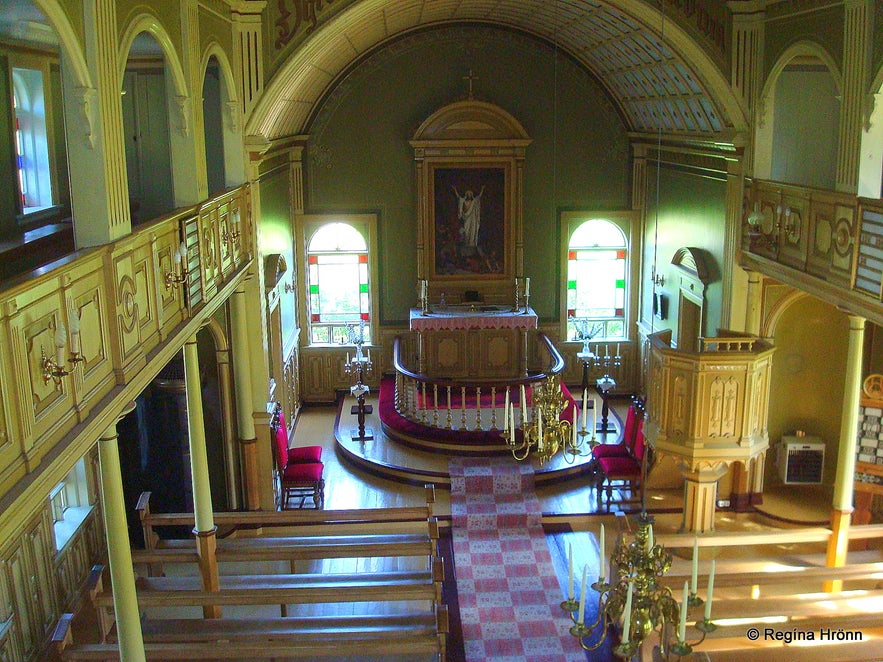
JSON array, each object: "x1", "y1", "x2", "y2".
[{"x1": 98, "y1": 403, "x2": 145, "y2": 661}]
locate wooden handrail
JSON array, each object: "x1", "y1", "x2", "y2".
[
  {"x1": 655, "y1": 522, "x2": 883, "y2": 549},
  {"x1": 392, "y1": 331, "x2": 565, "y2": 388}
]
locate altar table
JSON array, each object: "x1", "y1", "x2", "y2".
[{"x1": 409, "y1": 306, "x2": 537, "y2": 377}]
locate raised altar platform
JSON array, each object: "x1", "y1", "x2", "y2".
[{"x1": 334, "y1": 378, "x2": 614, "y2": 487}]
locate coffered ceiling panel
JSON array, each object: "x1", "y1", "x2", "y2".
[
  {"x1": 254, "y1": 0, "x2": 742, "y2": 140},
  {"x1": 0, "y1": 0, "x2": 739, "y2": 141}
]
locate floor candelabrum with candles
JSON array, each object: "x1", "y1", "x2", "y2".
[
  {"x1": 562, "y1": 512, "x2": 717, "y2": 660},
  {"x1": 501, "y1": 375, "x2": 596, "y2": 464},
  {"x1": 344, "y1": 321, "x2": 374, "y2": 441}
]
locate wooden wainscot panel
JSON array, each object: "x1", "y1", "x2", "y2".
[
  {"x1": 806, "y1": 191, "x2": 856, "y2": 287},
  {"x1": 217, "y1": 196, "x2": 235, "y2": 278},
  {"x1": 776, "y1": 188, "x2": 809, "y2": 270},
  {"x1": 106, "y1": 247, "x2": 147, "y2": 382},
  {"x1": 5, "y1": 282, "x2": 77, "y2": 471},
  {"x1": 0, "y1": 302, "x2": 22, "y2": 499},
  {"x1": 64, "y1": 256, "x2": 115, "y2": 423},
  {"x1": 476, "y1": 328, "x2": 520, "y2": 378},
  {"x1": 299, "y1": 350, "x2": 334, "y2": 402},
  {"x1": 197, "y1": 200, "x2": 222, "y2": 301},
  {"x1": 154, "y1": 222, "x2": 188, "y2": 334}
]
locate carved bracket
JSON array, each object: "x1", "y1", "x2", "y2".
[
  {"x1": 74, "y1": 86, "x2": 98, "y2": 149},
  {"x1": 173, "y1": 95, "x2": 191, "y2": 137}
]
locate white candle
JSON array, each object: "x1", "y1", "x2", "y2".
[
  {"x1": 678, "y1": 580, "x2": 689, "y2": 642},
  {"x1": 592, "y1": 398, "x2": 597, "y2": 432},
  {"x1": 54, "y1": 323, "x2": 67, "y2": 366},
  {"x1": 366, "y1": 348, "x2": 371, "y2": 363},
  {"x1": 599, "y1": 523, "x2": 606, "y2": 582},
  {"x1": 69, "y1": 312, "x2": 81, "y2": 355},
  {"x1": 509, "y1": 404, "x2": 515, "y2": 440},
  {"x1": 524, "y1": 277, "x2": 530, "y2": 298},
  {"x1": 647, "y1": 524, "x2": 654, "y2": 551},
  {"x1": 621, "y1": 580, "x2": 634, "y2": 641},
  {"x1": 572, "y1": 405, "x2": 578, "y2": 445},
  {"x1": 691, "y1": 536, "x2": 699, "y2": 594},
  {"x1": 616, "y1": 343, "x2": 620, "y2": 357},
  {"x1": 521, "y1": 384, "x2": 527, "y2": 424},
  {"x1": 577, "y1": 564, "x2": 588, "y2": 624},
  {"x1": 346, "y1": 352, "x2": 350, "y2": 365},
  {"x1": 704, "y1": 560, "x2": 716, "y2": 621},
  {"x1": 581, "y1": 389, "x2": 588, "y2": 431},
  {"x1": 567, "y1": 543, "x2": 574, "y2": 601},
  {"x1": 503, "y1": 389, "x2": 510, "y2": 431},
  {"x1": 178, "y1": 241, "x2": 186, "y2": 264},
  {"x1": 537, "y1": 408, "x2": 543, "y2": 450}
]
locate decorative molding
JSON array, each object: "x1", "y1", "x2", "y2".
[
  {"x1": 173, "y1": 95, "x2": 192, "y2": 136},
  {"x1": 73, "y1": 86, "x2": 99, "y2": 149},
  {"x1": 671, "y1": 247, "x2": 713, "y2": 284},
  {"x1": 224, "y1": 100, "x2": 240, "y2": 133}
]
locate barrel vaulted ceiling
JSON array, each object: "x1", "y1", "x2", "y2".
[{"x1": 251, "y1": 0, "x2": 745, "y2": 142}]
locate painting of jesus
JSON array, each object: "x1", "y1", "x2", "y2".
[{"x1": 432, "y1": 166, "x2": 506, "y2": 277}]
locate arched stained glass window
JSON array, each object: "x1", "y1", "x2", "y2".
[
  {"x1": 305, "y1": 222, "x2": 372, "y2": 344},
  {"x1": 566, "y1": 218, "x2": 627, "y2": 341}
]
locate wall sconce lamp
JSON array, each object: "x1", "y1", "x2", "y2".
[
  {"x1": 41, "y1": 318, "x2": 84, "y2": 385},
  {"x1": 164, "y1": 242, "x2": 188, "y2": 289},
  {"x1": 650, "y1": 266, "x2": 665, "y2": 288},
  {"x1": 779, "y1": 204, "x2": 801, "y2": 242},
  {"x1": 222, "y1": 210, "x2": 242, "y2": 243},
  {"x1": 746, "y1": 201, "x2": 778, "y2": 249}
]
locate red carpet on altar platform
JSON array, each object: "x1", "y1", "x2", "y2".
[{"x1": 449, "y1": 457, "x2": 587, "y2": 661}]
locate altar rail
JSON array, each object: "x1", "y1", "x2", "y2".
[{"x1": 392, "y1": 332, "x2": 564, "y2": 432}]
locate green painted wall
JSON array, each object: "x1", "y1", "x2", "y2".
[
  {"x1": 767, "y1": 296, "x2": 849, "y2": 488},
  {"x1": 305, "y1": 26, "x2": 630, "y2": 325},
  {"x1": 259, "y1": 158, "x2": 297, "y2": 344},
  {"x1": 642, "y1": 164, "x2": 727, "y2": 337},
  {"x1": 764, "y1": 4, "x2": 843, "y2": 81},
  {"x1": 771, "y1": 67, "x2": 838, "y2": 189}
]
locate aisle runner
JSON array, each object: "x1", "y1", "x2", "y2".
[{"x1": 449, "y1": 458, "x2": 586, "y2": 661}]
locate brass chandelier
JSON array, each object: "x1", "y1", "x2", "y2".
[
  {"x1": 502, "y1": 374, "x2": 594, "y2": 463},
  {"x1": 563, "y1": 512, "x2": 717, "y2": 659}
]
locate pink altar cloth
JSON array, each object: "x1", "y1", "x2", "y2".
[{"x1": 409, "y1": 306, "x2": 538, "y2": 331}]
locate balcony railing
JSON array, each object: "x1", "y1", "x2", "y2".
[{"x1": 743, "y1": 178, "x2": 883, "y2": 326}]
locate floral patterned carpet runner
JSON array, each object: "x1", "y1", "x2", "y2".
[{"x1": 449, "y1": 457, "x2": 587, "y2": 661}]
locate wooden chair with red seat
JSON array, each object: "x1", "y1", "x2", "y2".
[
  {"x1": 271, "y1": 405, "x2": 325, "y2": 509},
  {"x1": 596, "y1": 403, "x2": 648, "y2": 505},
  {"x1": 592, "y1": 396, "x2": 644, "y2": 462}
]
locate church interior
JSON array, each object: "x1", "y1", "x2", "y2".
[{"x1": 1, "y1": 1, "x2": 883, "y2": 660}]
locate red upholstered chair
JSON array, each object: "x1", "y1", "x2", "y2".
[
  {"x1": 271, "y1": 407, "x2": 325, "y2": 509},
  {"x1": 592, "y1": 399, "x2": 639, "y2": 460},
  {"x1": 596, "y1": 411, "x2": 647, "y2": 505}
]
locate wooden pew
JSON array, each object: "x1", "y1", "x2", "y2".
[
  {"x1": 662, "y1": 559, "x2": 883, "y2": 591},
  {"x1": 54, "y1": 607, "x2": 449, "y2": 660},
  {"x1": 137, "y1": 484, "x2": 437, "y2": 551},
  {"x1": 86, "y1": 560, "x2": 445, "y2": 642},
  {"x1": 132, "y1": 519, "x2": 440, "y2": 573}
]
